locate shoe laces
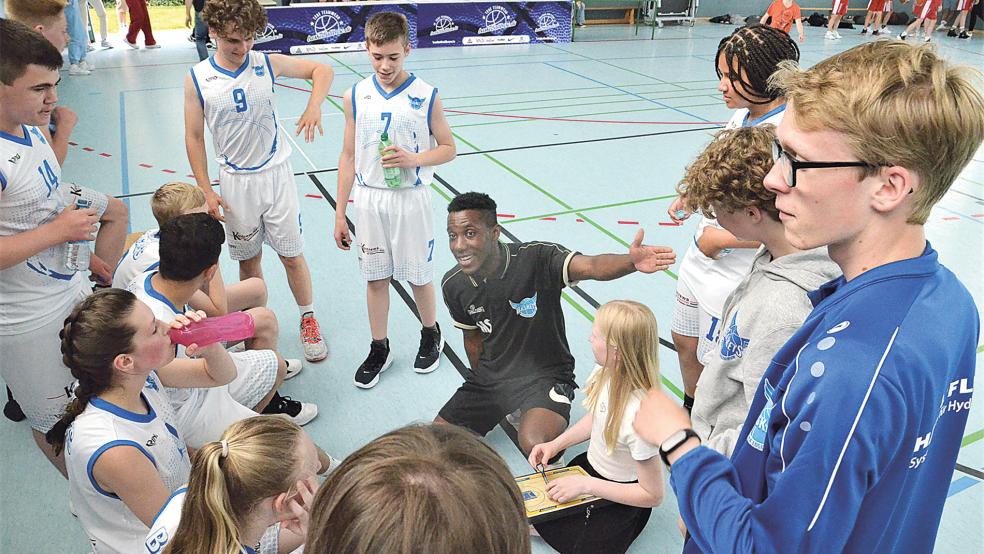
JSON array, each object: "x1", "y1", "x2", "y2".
[
  {"x1": 274, "y1": 395, "x2": 301, "y2": 416},
  {"x1": 300, "y1": 316, "x2": 322, "y2": 344},
  {"x1": 419, "y1": 327, "x2": 439, "y2": 352}
]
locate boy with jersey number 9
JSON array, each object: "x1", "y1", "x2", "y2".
[
  {"x1": 334, "y1": 12, "x2": 457, "y2": 390},
  {"x1": 184, "y1": 0, "x2": 335, "y2": 364}
]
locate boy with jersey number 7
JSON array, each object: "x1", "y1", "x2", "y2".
[
  {"x1": 184, "y1": 0, "x2": 335, "y2": 364},
  {"x1": 334, "y1": 12, "x2": 457, "y2": 389}
]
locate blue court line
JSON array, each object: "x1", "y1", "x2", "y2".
[
  {"x1": 118, "y1": 92, "x2": 131, "y2": 233},
  {"x1": 542, "y1": 62, "x2": 713, "y2": 123},
  {"x1": 947, "y1": 473, "x2": 982, "y2": 497}
]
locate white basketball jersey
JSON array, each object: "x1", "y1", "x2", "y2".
[
  {"x1": 0, "y1": 125, "x2": 86, "y2": 334},
  {"x1": 190, "y1": 52, "x2": 291, "y2": 174},
  {"x1": 112, "y1": 229, "x2": 160, "y2": 289},
  {"x1": 65, "y1": 371, "x2": 190, "y2": 554},
  {"x1": 146, "y1": 489, "x2": 280, "y2": 554},
  {"x1": 677, "y1": 106, "x2": 787, "y2": 318},
  {"x1": 126, "y1": 271, "x2": 201, "y2": 413},
  {"x1": 352, "y1": 74, "x2": 438, "y2": 189}
]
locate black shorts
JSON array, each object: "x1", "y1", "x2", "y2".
[{"x1": 438, "y1": 373, "x2": 577, "y2": 436}]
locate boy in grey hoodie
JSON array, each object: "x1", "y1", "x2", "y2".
[{"x1": 678, "y1": 125, "x2": 841, "y2": 457}]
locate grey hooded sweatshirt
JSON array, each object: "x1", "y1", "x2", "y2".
[{"x1": 690, "y1": 245, "x2": 842, "y2": 458}]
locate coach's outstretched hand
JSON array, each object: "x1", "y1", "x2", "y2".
[{"x1": 629, "y1": 229, "x2": 676, "y2": 273}]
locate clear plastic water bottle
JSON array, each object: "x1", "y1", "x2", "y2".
[
  {"x1": 168, "y1": 311, "x2": 255, "y2": 347},
  {"x1": 378, "y1": 132, "x2": 402, "y2": 188},
  {"x1": 64, "y1": 185, "x2": 92, "y2": 272}
]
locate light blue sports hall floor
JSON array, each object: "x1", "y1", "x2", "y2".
[{"x1": 1, "y1": 20, "x2": 982, "y2": 553}]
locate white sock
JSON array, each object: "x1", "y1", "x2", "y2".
[{"x1": 299, "y1": 304, "x2": 314, "y2": 317}]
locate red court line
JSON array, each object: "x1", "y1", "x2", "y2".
[
  {"x1": 541, "y1": 217, "x2": 557, "y2": 221},
  {"x1": 618, "y1": 220, "x2": 639, "y2": 225},
  {"x1": 659, "y1": 221, "x2": 682, "y2": 226},
  {"x1": 162, "y1": 169, "x2": 176, "y2": 174},
  {"x1": 305, "y1": 194, "x2": 324, "y2": 199},
  {"x1": 576, "y1": 218, "x2": 584, "y2": 222},
  {"x1": 274, "y1": 82, "x2": 726, "y2": 126},
  {"x1": 82, "y1": 147, "x2": 94, "y2": 152},
  {"x1": 139, "y1": 163, "x2": 152, "y2": 168},
  {"x1": 942, "y1": 216, "x2": 960, "y2": 221},
  {"x1": 99, "y1": 153, "x2": 112, "y2": 158},
  {"x1": 498, "y1": 213, "x2": 516, "y2": 218}
]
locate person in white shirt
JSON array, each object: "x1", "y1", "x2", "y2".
[
  {"x1": 46, "y1": 289, "x2": 237, "y2": 553},
  {"x1": 529, "y1": 300, "x2": 664, "y2": 554}
]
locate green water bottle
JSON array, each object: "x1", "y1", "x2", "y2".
[{"x1": 379, "y1": 132, "x2": 402, "y2": 188}]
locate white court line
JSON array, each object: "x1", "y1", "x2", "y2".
[{"x1": 278, "y1": 121, "x2": 320, "y2": 171}]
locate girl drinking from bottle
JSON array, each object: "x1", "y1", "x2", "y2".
[
  {"x1": 147, "y1": 416, "x2": 319, "y2": 554},
  {"x1": 46, "y1": 288, "x2": 237, "y2": 554},
  {"x1": 528, "y1": 300, "x2": 664, "y2": 554}
]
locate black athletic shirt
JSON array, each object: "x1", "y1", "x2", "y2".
[{"x1": 441, "y1": 241, "x2": 579, "y2": 384}]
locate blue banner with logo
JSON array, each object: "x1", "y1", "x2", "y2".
[
  {"x1": 417, "y1": 2, "x2": 572, "y2": 47},
  {"x1": 260, "y1": 1, "x2": 571, "y2": 54},
  {"x1": 258, "y1": 3, "x2": 419, "y2": 54}
]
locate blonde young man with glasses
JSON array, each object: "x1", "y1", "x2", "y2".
[{"x1": 633, "y1": 41, "x2": 984, "y2": 553}]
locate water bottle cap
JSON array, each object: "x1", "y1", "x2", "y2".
[{"x1": 380, "y1": 132, "x2": 389, "y2": 140}]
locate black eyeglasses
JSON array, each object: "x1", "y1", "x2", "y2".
[{"x1": 772, "y1": 139, "x2": 878, "y2": 188}]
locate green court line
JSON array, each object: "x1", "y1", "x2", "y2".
[
  {"x1": 962, "y1": 427, "x2": 984, "y2": 448},
  {"x1": 441, "y1": 80, "x2": 718, "y2": 102},
  {"x1": 316, "y1": 59, "x2": 685, "y2": 398},
  {"x1": 503, "y1": 194, "x2": 679, "y2": 224},
  {"x1": 452, "y1": 102, "x2": 723, "y2": 129},
  {"x1": 545, "y1": 44, "x2": 690, "y2": 91}
]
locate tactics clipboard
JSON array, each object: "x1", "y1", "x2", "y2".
[{"x1": 515, "y1": 466, "x2": 610, "y2": 524}]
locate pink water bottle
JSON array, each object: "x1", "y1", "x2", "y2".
[{"x1": 168, "y1": 312, "x2": 255, "y2": 347}]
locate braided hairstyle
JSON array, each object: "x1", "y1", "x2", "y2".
[
  {"x1": 46, "y1": 289, "x2": 140, "y2": 455},
  {"x1": 716, "y1": 24, "x2": 800, "y2": 105}
]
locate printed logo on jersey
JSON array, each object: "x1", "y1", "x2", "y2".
[
  {"x1": 360, "y1": 245, "x2": 386, "y2": 256},
  {"x1": 254, "y1": 23, "x2": 283, "y2": 44},
  {"x1": 509, "y1": 292, "x2": 538, "y2": 318},
  {"x1": 307, "y1": 10, "x2": 353, "y2": 43},
  {"x1": 535, "y1": 13, "x2": 560, "y2": 32},
  {"x1": 26, "y1": 257, "x2": 74, "y2": 281},
  {"x1": 431, "y1": 15, "x2": 460, "y2": 36},
  {"x1": 146, "y1": 434, "x2": 159, "y2": 447},
  {"x1": 144, "y1": 376, "x2": 160, "y2": 391},
  {"x1": 232, "y1": 226, "x2": 261, "y2": 242},
  {"x1": 205, "y1": 75, "x2": 219, "y2": 82},
  {"x1": 467, "y1": 304, "x2": 485, "y2": 316},
  {"x1": 408, "y1": 95, "x2": 425, "y2": 110},
  {"x1": 476, "y1": 319, "x2": 493, "y2": 334},
  {"x1": 719, "y1": 311, "x2": 750, "y2": 361},
  {"x1": 145, "y1": 526, "x2": 169, "y2": 554},
  {"x1": 253, "y1": 65, "x2": 265, "y2": 77},
  {"x1": 7, "y1": 152, "x2": 20, "y2": 164},
  {"x1": 479, "y1": 6, "x2": 518, "y2": 34},
  {"x1": 747, "y1": 378, "x2": 776, "y2": 451}
]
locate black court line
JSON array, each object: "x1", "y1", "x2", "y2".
[
  {"x1": 305, "y1": 174, "x2": 524, "y2": 450},
  {"x1": 433, "y1": 174, "x2": 678, "y2": 353},
  {"x1": 112, "y1": 125, "x2": 722, "y2": 200},
  {"x1": 956, "y1": 463, "x2": 984, "y2": 480}
]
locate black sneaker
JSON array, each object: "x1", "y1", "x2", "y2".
[
  {"x1": 414, "y1": 324, "x2": 444, "y2": 374},
  {"x1": 261, "y1": 392, "x2": 318, "y2": 425},
  {"x1": 860, "y1": 27, "x2": 868, "y2": 34},
  {"x1": 354, "y1": 339, "x2": 392, "y2": 389},
  {"x1": 947, "y1": 28, "x2": 958, "y2": 37},
  {"x1": 959, "y1": 30, "x2": 970, "y2": 39},
  {"x1": 4, "y1": 387, "x2": 25, "y2": 422}
]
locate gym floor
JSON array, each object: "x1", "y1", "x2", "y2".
[{"x1": 0, "y1": 20, "x2": 981, "y2": 553}]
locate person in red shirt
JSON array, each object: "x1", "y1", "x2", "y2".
[{"x1": 762, "y1": 0, "x2": 805, "y2": 41}]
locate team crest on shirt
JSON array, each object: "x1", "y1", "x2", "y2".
[
  {"x1": 509, "y1": 292, "x2": 538, "y2": 318},
  {"x1": 719, "y1": 311, "x2": 750, "y2": 361},
  {"x1": 254, "y1": 65, "x2": 265, "y2": 77},
  {"x1": 747, "y1": 378, "x2": 776, "y2": 451},
  {"x1": 408, "y1": 95, "x2": 425, "y2": 110}
]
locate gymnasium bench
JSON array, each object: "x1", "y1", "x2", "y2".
[{"x1": 583, "y1": 0, "x2": 641, "y2": 25}]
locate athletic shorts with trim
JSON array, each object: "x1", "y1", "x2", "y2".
[
  {"x1": 832, "y1": 0, "x2": 849, "y2": 15},
  {"x1": 914, "y1": 0, "x2": 942, "y2": 19},
  {"x1": 882, "y1": 0, "x2": 894, "y2": 12},
  {"x1": 956, "y1": 0, "x2": 972, "y2": 11},
  {"x1": 221, "y1": 160, "x2": 303, "y2": 261},
  {"x1": 438, "y1": 373, "x2": 577, "y2": 436},
  {"x1": 353, "y1": 184, "x2": 435, "y2": 285},
  {"x1": 174, "y1": 349, "x2": 278, "y2": 448},
  {"x1": 672, "y1": 278, "x2": 719, "y2": 363},
  {"x1": 867, "y1": 0, "x2": 886, "y2": 11},
  {"x1": 0, "y1": 288, "x2": 86, "y2": 432}
]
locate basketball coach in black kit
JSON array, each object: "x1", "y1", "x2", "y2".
[{"x1": 437, "y1": 192, "x2": 676, "y2": 458}]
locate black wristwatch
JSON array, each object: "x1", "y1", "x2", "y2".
[{"x1": 659, "y1": 428, "x2": 700, "y2": 467}]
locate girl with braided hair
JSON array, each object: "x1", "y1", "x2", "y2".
[
  {"x1": 46, "y1": 288, "x2": 238, "y2": 553},
  {"x1": 665, "y1": 24, "x2": 799, "y2": 413},
  {"x1": 146, "y1": 416, "x2": 320, "y2": 554}
]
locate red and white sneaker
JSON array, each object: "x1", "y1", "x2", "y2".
[{"x1": 300, "y1": 312, "x2": 328, "y2": 362}]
